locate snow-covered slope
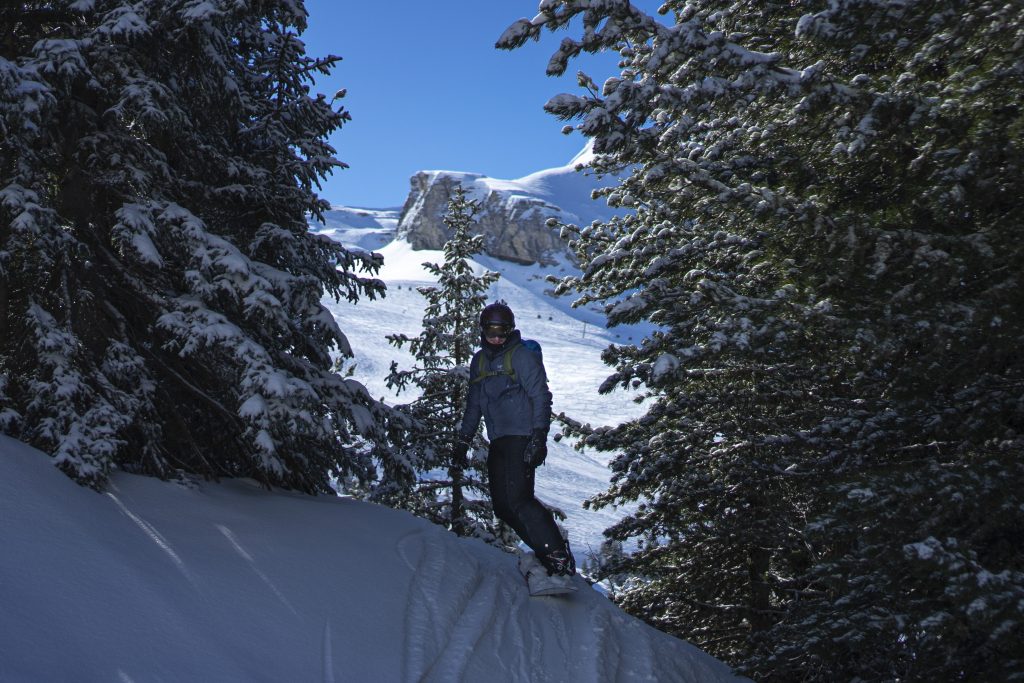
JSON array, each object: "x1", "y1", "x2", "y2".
[
  {"x1": 315, "y1": 205, "x2": 400, "y2": 252},
  {"x1": 0, "y1": 435, "x2": 742, "y2": 682}
]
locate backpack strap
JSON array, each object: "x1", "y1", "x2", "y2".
[{"x1": 470, "y1": 343, "x2": 519, "y2": 384}]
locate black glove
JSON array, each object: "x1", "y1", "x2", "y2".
[
  {"x1": 523, "y1": 428, "x2": 548, "y2": 467},
  {"x1": 451, "y1": 437, "x2": 470, "y2": 463}
]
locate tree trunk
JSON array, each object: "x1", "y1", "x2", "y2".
[
  {"x1": 449, "y1": 464, "x2": 465, "y2": 536},
  {"x1": 747, "y1": 545, "x2": 773, "y2": 634}
]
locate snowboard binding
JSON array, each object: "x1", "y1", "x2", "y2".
[{"x1": 518, "y1": 541, "x2": 579, "y2": 597}]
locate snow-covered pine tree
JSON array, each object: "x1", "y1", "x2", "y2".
[
  {"x1": 0, "y1": 1, "x2": 388, "y2": 492},
  {"x1": 500, "y1": 1, "x2": 1023, "y2": 679},
  {"x1": 502, "y1": 2, "x2": 830, "y2": 665},
  {"x1": 382, "y1": 186, "x2": 511, "y2": 544}
]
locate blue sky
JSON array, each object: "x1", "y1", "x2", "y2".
[{"x1": 300, "y1": 2, "x2": 644, "y2": 209}]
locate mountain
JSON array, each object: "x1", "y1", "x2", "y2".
[
  {"x1": 0, "y1": 434, "x2": 744, "y2": 682},
  {"x1": 394, "y1": 145, "x2": 619, "y2": 265}
]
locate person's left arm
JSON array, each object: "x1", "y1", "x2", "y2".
[{"x1": 515, "y1": 347, "x2": 552, "y2": 432}]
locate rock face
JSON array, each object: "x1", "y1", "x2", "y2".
[
  {"x1": 395, "y1": 148, "x2": 617, "y2": 266},
  {"x1": 396, "y1": 172, "x2": 559, "y2": 264}
]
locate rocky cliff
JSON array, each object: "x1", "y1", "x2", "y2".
[{"x1": 395, "y1": 147, "x2": 617, "y2": 266}]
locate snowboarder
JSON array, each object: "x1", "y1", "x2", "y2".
[{"x1": 454, "y1": 302, "x2": 577, "y2": 592}]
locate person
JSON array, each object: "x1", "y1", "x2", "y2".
[{"x1": 454, "y1": 302, "x2": 576, "y2": 577}]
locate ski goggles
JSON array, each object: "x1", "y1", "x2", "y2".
[{"x1": 482, "y1": 323, "x2": 513, "y2": 338}]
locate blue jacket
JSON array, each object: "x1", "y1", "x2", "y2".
[{"x1": 459, "y1": 330, "x2": 552, "y2": 441}]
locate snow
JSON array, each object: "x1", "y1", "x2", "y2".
[
  {"x1": 98, "y1": 7, "x2": 149, "y2": 37},
  {"x1": 181, "y1": 1, "x2": 219, "y2": 22},
  {"x1": 0, "y1": 434, "x2": 743, "y2": 682},
  {"x1": 115, "y1": 204, "x2": 164, "y2": 266},
  {"x1": 651, "y1": 353, "x2": 680, "y2": 382},
  {"x1": 314, "y1": 206, "x2": 399, "y2": 252},
  {"x1": 905, "y1": 537, "x2": 941, "y2": 561}
]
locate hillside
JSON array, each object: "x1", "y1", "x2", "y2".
[{"x1": 0, "y1": 434, "x2": 743, "y2": 682}]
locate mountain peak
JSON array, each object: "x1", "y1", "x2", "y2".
[{"x1": 396, "y1": 145, "x2": 619, "y2": 266}]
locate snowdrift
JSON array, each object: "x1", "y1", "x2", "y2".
[{"x1": 0, "y1": 435, "x2": 741, "y2": 682}]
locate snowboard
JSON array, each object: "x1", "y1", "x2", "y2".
[{"x1": 517, "y1": 550, "x2": 578, "y2": 597}]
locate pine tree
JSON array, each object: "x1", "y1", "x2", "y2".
[
  {"x1": 382, "y1": 186, "x2": 511, "y2": 544},
  {"x1": 501, "y1": 1, "x2": 1023, "y2": 678},
  {"x1": 1, "y1": 1, "x2": 388, "y2": 492}
]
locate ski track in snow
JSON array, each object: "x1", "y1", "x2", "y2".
[
  {"x1": 399, "y1": 530, "x2": 497, "y2": 681},
  {"x1": 398, "y1": 529, "x2": 554, "y2": 682},
  {"x1": 105, "y1": 488, "x2": 198, "y2": 589},
  {"x1": 322, "y1": 620, "x2": 335, "y2": 683},
  {"x1": 217, "y1": 524, "x2": 299, "y2": 616},
  {"x1": 394, "y1": 528, "x2": 717, "y2": 683}
]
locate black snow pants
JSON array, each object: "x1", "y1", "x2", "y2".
[{"x1": 487, "y1": 435, "x2": 564, "y2": 556}]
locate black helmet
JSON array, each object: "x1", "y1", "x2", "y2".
[{"x1": 480, "y1": 302, "x2": 515, "y2": 330}]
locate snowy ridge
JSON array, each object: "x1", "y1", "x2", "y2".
[
  {"x1": 0, "y1": 435, "x2": 742, "y2": 682},
  {"x1": 314, "y1": 205, "x2": 400, "y2": 252},
  {"x1": 414, "y1": 145, "x2": 614, "y2": 228}
]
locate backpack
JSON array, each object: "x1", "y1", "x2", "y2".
[{"x1": 469, "y1": 339, "x2": 542, "y2": 385}]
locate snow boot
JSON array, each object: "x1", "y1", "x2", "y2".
[
  {"x1": 539, "y1": 539, "x2": 576, "y2": 577},
  {"x1": 518, "y1": 550, "x2": 577, "y2": 597}
]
